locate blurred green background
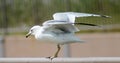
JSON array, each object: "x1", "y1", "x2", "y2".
[{"x1": 0, "y1": 0, "x2": 120, "y2": 34}]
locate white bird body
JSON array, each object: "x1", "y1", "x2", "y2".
[
  {"x1": 30, "y1": 22, "x2": 82, "y2": 44},
  {"x1": 35, "y1": 30, "x2": 81, "y2": 44},
  {"x1": 26, "y1": 12, "x2": 110, "y2": 44}
]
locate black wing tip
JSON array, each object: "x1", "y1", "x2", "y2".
[
  {"x1": 101, "y1": 15, "x2": 111, "y2": 18},
  {"x1": 75, "y1": 23, "x2": 99, "y2": 27}
]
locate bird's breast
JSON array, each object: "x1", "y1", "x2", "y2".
[{"x1": 34, "y1": 33, "x2": 80, "y2": 44}]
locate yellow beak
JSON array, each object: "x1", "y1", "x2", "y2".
[{"x1": 26, "y1": 32, "x2": 31, "y2": 38}]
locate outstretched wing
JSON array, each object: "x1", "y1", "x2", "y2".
[
  {"x1": 53, "y1": 12, "x2": 110, "y2": 23},
  {"x1": 42, "y1": 20, "x2": 79, "y2": 33},
  {"x1": 63, "y1": 12, "x2": 110, "y2": 18}
]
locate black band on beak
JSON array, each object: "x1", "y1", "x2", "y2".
[{"x1": 26, "y1": 33, "x2": 31, "y2": 38}]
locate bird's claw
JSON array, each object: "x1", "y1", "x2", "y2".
[{"x1": 46, "y1": 56, "x2": 57, "y2": 60}]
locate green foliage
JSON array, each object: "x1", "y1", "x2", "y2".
[{"x1": 0, "y1": 0, "x2": 120, "y2": 28}]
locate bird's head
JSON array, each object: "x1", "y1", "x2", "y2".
[{"x1": 26, "y1": 25, "x2": 41, "y2": 38}]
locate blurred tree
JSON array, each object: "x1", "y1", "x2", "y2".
[
  {"x1": 0, "y1": 0, "x2": 120, "y2": 28},
  {"x1": 32, "y1": 0, "x2": 41, "y2": 25},
  {"x1": 1, "y1": 0, "x2": 8, "y2": 35}
]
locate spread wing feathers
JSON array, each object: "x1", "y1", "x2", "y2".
[
  {"x1": 42, "y1": 20, "x2": 99, "y2": 33},
  {"x1": 53, "y1": 12, "x2": 110, "y2": 23},
  {"x1": 42, "y1": 20, "x2": 79, "y2": 33},
  {"x1": 63, "y1": 12, "x2": 110, "y2": 18},
  {"x1": 74, "y1": 23, "x2": 98, "y2": 26}
]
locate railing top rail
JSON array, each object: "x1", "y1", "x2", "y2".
[{"x1": 0, "y1": 57, "x2": 120, "y2": 62}]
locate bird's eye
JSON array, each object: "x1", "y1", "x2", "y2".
[{"x1": 31, "y1": 29, "x2": 33, "y2": 32}]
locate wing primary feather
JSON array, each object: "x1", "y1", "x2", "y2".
[
  {"x1": 74, "y1": 23, "x2": 98, "y2": 26},
  {"x1": 100, "y1": 15, "x2": 111, "y2": 18}
]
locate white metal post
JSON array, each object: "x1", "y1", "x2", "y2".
[
  {"x1": 0, "y1": 36, "x2": 5, "y2": 57},
  {"x1": 63, "y1": 44, "x2": 71, "y2": 57}
]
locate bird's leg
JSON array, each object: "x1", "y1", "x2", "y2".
[
  {"x1": 47, "y1": 44, "x2": 61, "y2": 60},
  {"x1": 54, "y1": 44, "x2": 61, "y2": 58}
]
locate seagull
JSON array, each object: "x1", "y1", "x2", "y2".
[{"x1": 26, "y1": 12, "x2": 110, "y2": 59}]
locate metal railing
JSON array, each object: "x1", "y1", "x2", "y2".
[{"x1": 0, "y1": 57, "x2": 120, "y2": 63}]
